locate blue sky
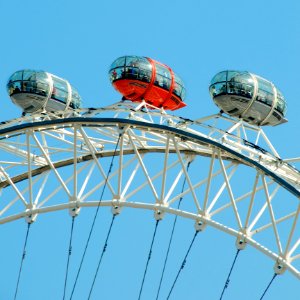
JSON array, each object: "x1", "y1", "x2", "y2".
[{"x1": 1, "y1": 0, "x2": 300, "y2": 299}]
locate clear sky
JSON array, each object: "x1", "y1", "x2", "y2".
[{"x1": 1, "y1": 0, "x2": 300, "y2": 299}]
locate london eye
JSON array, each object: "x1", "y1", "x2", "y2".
[{"x1": 2, "y1": 56, "x2": 300, "y2": 300}]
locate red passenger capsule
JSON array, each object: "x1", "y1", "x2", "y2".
[{"x1": 109, "y1": 56, "x2": 186, "y2": 110}]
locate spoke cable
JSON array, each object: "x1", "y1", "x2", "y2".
[
  {"x1": 219, "y1": 249, "x2": 241, "y2": 300},
  {"x1": 166, "y1": 230, "x2": 199, "y2": 300},
  {"x1": 62, "y1": 216, "x2": 75, "y2": 300},
  {"x1": 138, "y1": 219, "x2": 160, "y2": 300},
  {"x1": 87, "y1": 214, "x2": 117, "y2": 300},
  {"x1": 14, "y1": 222, "x2": 31, "y2": 300},
  {"x1": 69, "y1": 133, "x2": 122, "y2": 300},
  {"x1": 155, "y1": 161, "x2": 191, "y2": 300},
  {"x1": 259, "y1": 273, "x2": 277, "y2": 300}
]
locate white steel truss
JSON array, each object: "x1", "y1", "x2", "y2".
[{"x1": 0, "y1": 101, "x2": 300, "y2": 280}]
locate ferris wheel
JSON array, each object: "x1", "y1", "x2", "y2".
[{"x1": 2, "y1": 57, "x2": 300, "y2": 299}]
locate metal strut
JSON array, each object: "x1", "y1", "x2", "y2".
[
  {"x1": 155, "y1": 161, "x2": 192, "y2": 300},
  {"x1": 219, "y1": 249, "x2": 241, "y2": 300},
  {"x1": 62, "y1": 216, "x2": 75, "y2": 300},
  {"x1": 14, "y1": 223, "x2": 31, "y2": 300},
  {"x1": 87, "y1": 214, "x2": 117, "y2": 299},
  {"x1": 69, "y1": 133, "x2": 122, "y2": 300},
  {"x1": 259, "y1": 273, "x2": 277, "y2": 300},
  {"x1": 166, "y1": 230, "x2": 199, "y2": 300},
  {"x1": 138, "y1": 219, "x2": 160, "y2": 300}
]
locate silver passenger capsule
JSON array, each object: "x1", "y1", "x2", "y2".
[
  {"x1": 7, "y1": 70, "x2": 82, "y2": 113},
  {"x1": 209, "y1": 70, "x2": 287, "y2": 126}
]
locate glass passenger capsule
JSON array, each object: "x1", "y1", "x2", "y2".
[
  {"x1": 109, "y1": 56, "x2": 186, "y2": 110},
  {"x1": 209, "y1": 70, "x2": 287, "y2": 126},
  {"x1": 7, "y1": 70, "x2": 82, "y2": 113}
]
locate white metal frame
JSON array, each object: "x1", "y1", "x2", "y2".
[{"x1": 0, "y1": 101, "x2": 300, "y2": 279}]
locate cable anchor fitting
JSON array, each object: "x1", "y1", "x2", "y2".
[
  {"x1": 194, "y1": 218, "x2": 207, "y2": 232},
  {"x1": 69, "y1": 197, "x2": 81, "y2": 217},
  {"x1": 111, "y1": 197, "x2": 124, "y2": 215},
  {"x1": 25, "y1": 204, "x2": 37, "y2": 223},
  {"x1": 154, "y1": 204, "x2": 166, "y2": 221},
  {"x1": 236, "y1": 233, "x2": 247, "y2": 250},
  {"x1": 274, "y1": 259, "x2": 286, "y2": 275}
]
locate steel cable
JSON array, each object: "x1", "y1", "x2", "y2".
[
  {"x1": 62, "y1": 216, "x2": 75, "y2": 300},
  {"x1": 166, "y1": 230, "x2": 199, "y2": 300},
  {"x1": 87, "y1": 214, "x2": 116, "y2": 299},
  {"x1": 219, "y1": 249, "x2": 241, "y2": 300},
  {"x1": 138, "y1": 220, "x2": 160, "y2": 300},
  {"x1": 155, "y1": 161, "x2": 191, "y2": 300},
  {"x1": 259, "y1": 273, "x2": 277, "y2": 300},
  {"x1": 69, "y1": 133, "x2": 122, "y2": 300},
  {"x1": 14, "y1": 223, "x2": 31, "y2": 300}
]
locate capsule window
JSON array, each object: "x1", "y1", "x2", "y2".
[
  {"x1": 174, "y1": 74, "x2": 184, "y2": 87},
  {"x1": 110, "y1": 57, "x2": 126, "y2": 69},
  {"x1": 36, "y1": 72, "x2": 48, "y2": 82},
  {"x1": 209, "y1": 83, "x2": 227, "y2": 97},
  {"x1": 155, "y1": 64, "x2": 171, "y2": 78},
  {"x1": 211, "y1": 71, "x2": 227, "y2": 84},
  {"x1": 53, "y1": 77, "x2": 68, "y2": 92},
  {"x1": 22, "y1": 81, "x2": 37, "y2": 93},
  {"x1": 227, "y1": 82, "x2": 253, "y2": 98},
  {"x1": 154, "y1": 64, "x2": 171, "y2": 89},
  {"x1": 257, "y1": 78, "x2": 273, "y2": 94},
  {"x1": 275, "y1": 90, "x2": 287, "y2": 115},
  {"x1": 172, "y1": 82, "x2": 182, "y2": 97},
  {"x1": 230, "y1": 73, "x2": 253, "y2": 85},
  {"x1": 138, "y1": 69, "x2": 151, "y2": 83},
  {"x1": 155, "y1": 74, "x2": 171, "y2": 89},
  {"x1": 276, "y1": 90, "x2": 287, "y2": 115},
  {"x1": 110, "y1": 56, "x2": 152, "y2": 83},
  {"x1": 256, "y1": 89, "x2": 273, "y2": 106},
  {"x1": 23, "y1": 70, "x2": 36, "y2": 81},
  {"x1": 135, "y1": 56, "x2": 150, "y2": 67},
  {"x1": 138, "y1": 60, "x2": 152, "y2": 71},
  {"x1": 52, "y1": 88, "x2": 67, "y2": 103},
  {"x1": 71, "y1": 89, "x2": 81, "y2": 109},
  {"x1": 276, "y1": 97, "x2": 284, "y2": 113},
  {"x1": 52, "y1": 77, "x2": 68, "y2": 103},
  {"x1": 109, "y1": 68, "x2": 124, "y2": 82},
  {"x1": 173, "y1": 82, "x2": 187, "y2": 99},
  {"x1": 227, "y1": 71, "x2": 242, "y2": 81},
  {"x1": 123, "y1": 57, "x2": 143, "y2": 72},
  {"x1": 36, "y1": 82, "x2": 49, "y2": 96},
  {"x1": 181, "y1": 86, "x2": 186, "y2": 100},
  {"x1": 124, "y1": 67, "x2": 139, "y2": 80},
  {"x1": 9, "y1": 71, "x2": 23, "y2": 82},
  {"x1": 125, "y1": 56, "x2": 140, "y2": 67},
  {"x1": 7, "y1": 82, "x2": 22, "y2": 95}
]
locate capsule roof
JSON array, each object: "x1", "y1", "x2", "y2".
[
  {"x1": 209, "y1": 70, "x2": 287, "y2": 126},
  {"x1": 7, "y1": 69, "x2": 82, "y2": 113},
  {"x1": 109, "y1": 55, "x2": 186, "y2": 110}
]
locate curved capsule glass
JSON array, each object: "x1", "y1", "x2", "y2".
[
  {"x1": 209, "y1": 70, "x2": 287, "y2": 126},
  {"x1": 7, "y1": 70, "x2": 82, "y2": 113},
  {"x1": 109, "y1": 55, "x2": 186, "y2": 110}
]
